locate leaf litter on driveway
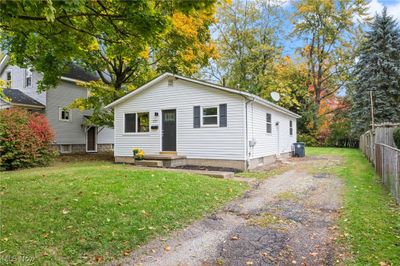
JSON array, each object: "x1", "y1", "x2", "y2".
[{"x1": 110, "y1": 157, "x2": 344, "y2": 266}]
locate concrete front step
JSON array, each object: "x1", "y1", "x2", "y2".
[
  {"x1": 135, "y1": 160, "x2": 163, "y2": 167},
  {"x1": 131, "y1": 165, "x2": 234, "y2": 179}
]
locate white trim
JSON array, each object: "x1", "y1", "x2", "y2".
[
  {"x1": 104, "y1": 72, "x2": 301, "y2": 119},
  {"x1": 0, "y1": 55, "x2": 10, "y2": 74},
  {"x1": 123, "y1": 111, "x2": 150, "y2": 134},
  {"x1": 59, "y1": 107, "x2": 71, "y2": 122},
  {"x1": 86, "y1": 126, "x2": 98, "y2": 153},
  {"x1": 60, "y1": 76, "x2": 86, "y2": 84},
  {"x1": 200, "y1": 105, "x2": 219, "y2": 127}
]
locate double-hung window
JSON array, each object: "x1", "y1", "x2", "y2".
[
  {"x1": 59, "y1": 107, "x2": 71, "y2": 122},
  {"x1": 202, "y1": 106, "x2": 219, "y2": 126},
  {"x1": 6, "y1": 70, "x2": 12, "y2": 88},
  {"x1": 266, "y1": 113, "x2": 272, "y2": 133},
  {"x1": 289, "y1": 120, "x2": 293, "y2": 136},
  {"x1": 25, "y1": 69, "x2": 32, "y2": 87},
  {"x1": 124, "y1": 112, "x2": 149, "y2": 133}
]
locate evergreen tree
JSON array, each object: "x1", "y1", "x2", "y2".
[{"x1": 351, "y1": 8, "x2": 400, "y2": 135}]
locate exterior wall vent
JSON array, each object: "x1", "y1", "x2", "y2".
[{"x1": 168, "y1": 78, "x2": 174, "y2": 87}]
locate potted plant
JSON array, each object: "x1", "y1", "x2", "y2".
[{"x1": 132, "y1": 148, "x2": 145, "y2": 160}]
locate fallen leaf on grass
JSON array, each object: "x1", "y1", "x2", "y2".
[
  {"x1": 310, "y1": 252, "x2": 318, "y2": 256},
  {"x1": 246, "y1": 261, "x2": 253, "y2": 265},
  {"x1": 164, "y1": 246, "x2": 171, "y2": 251},
  {"x1": 94, "y1": 255, "x2": 103, "y2": 262},
  {"x1": 379, "y1": 262, "x2": 389, "y2": 266},
  {"x1": 230, "y1": 236, "x2": 239, "y2": 240},
  {"x1": 61, "y1": 209, "x2": 69, "y2": 215},
  {"x1": 123, "y1": 250, "x2": 131, "y2": 256}
]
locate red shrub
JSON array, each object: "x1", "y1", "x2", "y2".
[{"x1": 0, "y1": 108, "x2": 56, "y2": 170}]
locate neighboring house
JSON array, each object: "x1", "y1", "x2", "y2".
[
  {"x1": 105, "y1": 73, "x2": 300, "y2": 170},
  {"x1": 0, "y1": 55, "x2": 114, "y2": 153}
]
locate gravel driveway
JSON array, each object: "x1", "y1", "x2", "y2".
[{"x1": 111, "y1": 156, "x2": 344, "y2": 266}]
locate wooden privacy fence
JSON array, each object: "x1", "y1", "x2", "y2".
[
  {"x1": 375, "y1": 144, "x2": 400, "y2": 204},
  {"x1": 359, "y1": 123, "x2": 400, "y2": 204}
]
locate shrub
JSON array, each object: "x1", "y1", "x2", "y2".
[
  {"x1": 297, "y1": 133, "x2": 320, "y2": 147},
  {"x1": 0, "y1": 108, "x2": 56, "y2": 170},
  {"x1": 394, "y1": 127, "x2": 400, "y2": 149}
]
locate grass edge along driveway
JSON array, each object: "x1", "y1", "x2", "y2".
[
  {"x1": 307, "y1": 147, "x2": 400, "y2": 265},
  {"x1": 0, "y1": 162, "x2": 248, "y2": 265}
]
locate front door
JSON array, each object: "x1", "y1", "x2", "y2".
[
  {"x1": 87, "y1": 126, "x2": 97, "y2": 152},
  {"x1": 162, "y1": 109, "x2": 176, "y2": 151}
]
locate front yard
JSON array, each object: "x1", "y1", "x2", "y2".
[{"x1": 0, "y1": 161, "x2": 247, "y2": 265}]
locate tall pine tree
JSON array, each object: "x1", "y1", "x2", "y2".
[{"x1": 351, "y1": 8, "x2": 400, "y2": 135}]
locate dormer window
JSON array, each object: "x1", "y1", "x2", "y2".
[
  {"x1": 6, "y1": 70, "x2": 12, "y2": 81},
  {"x1": 25, "y1": 69, "x2": 32, "y2": 87}
]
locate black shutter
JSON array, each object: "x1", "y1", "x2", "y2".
[
  {"x1": 193, "y1": 106, "x2": 200, "y2": 128},
  {"x1": 219, "y1": 103, "x2": 227, "y2": 127}
]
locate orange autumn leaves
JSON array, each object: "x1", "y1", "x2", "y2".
[{"x1": 170, "y1": 10, "x2": 218, "y2": 74}]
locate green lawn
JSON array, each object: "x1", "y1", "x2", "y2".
[
  {"x1": 307, "y1": 148, "x2": 400, "y2": 265},
  {"x1": 0, "y1": 161, "x2": 247, "y2": 265}
]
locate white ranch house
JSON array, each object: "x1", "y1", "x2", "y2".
[{"x1": 106, "y1": 73, "x2": 300, "y2": 170}]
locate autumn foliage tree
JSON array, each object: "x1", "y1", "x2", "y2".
[
  {"x1": 0, "y1": 108, "x2": 56, "y2": 170},
  {"x1": 0, "y1": 0, "x2": 218, "y2": 126},
  {"x1": 205, "y1": 0, "x2": 283, "y2": 94},
  {"x1": 291, "y1": 0, "x2": 368, "y2": 131}
]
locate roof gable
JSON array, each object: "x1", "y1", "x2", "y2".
[
  {"x1": 0, "y1": 55, "x2": 98, "y2": 82},
  {"x1": 3, "y1": 88, "x2": 45, "y2": 108},
  {"x1": 105, "y1": 72, "x2": 301, "y2": 119}
]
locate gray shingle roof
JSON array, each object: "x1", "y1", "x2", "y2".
[
  {"x1": 3, "y1": 88, "x2": 45, "y2": 107},
  {"x1": 63, "y1": 64, "x2": 99, "y2": 82}
]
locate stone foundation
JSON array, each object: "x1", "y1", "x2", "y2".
[{"x1": 53, "y1": 143, "x2": 114, "y2": 154}]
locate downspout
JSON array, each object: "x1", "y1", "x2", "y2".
[{"x1": 244, "y1": 96, "x2": 255, "y2": 171}]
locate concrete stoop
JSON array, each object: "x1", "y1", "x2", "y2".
[{"x1": 134, "y1": 160, "x2": 163, "y2": 167}]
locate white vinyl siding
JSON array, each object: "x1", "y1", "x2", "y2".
[
  {"x1": 0, "y1": 63, "x2": 114, "y2": 146},
  {"x1": 248, "y1": 102, "x2": 296, "y2": 159},
  {"x1": 0, "y1": 65, "x2": 46, "y2": 105},
  {"x1": 114, "y1": 79, "x2": 246, "y2": 160}
]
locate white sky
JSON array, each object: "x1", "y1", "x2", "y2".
[{"x1": 367, "y1": 0, "x2": 400, "y2": 20}]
